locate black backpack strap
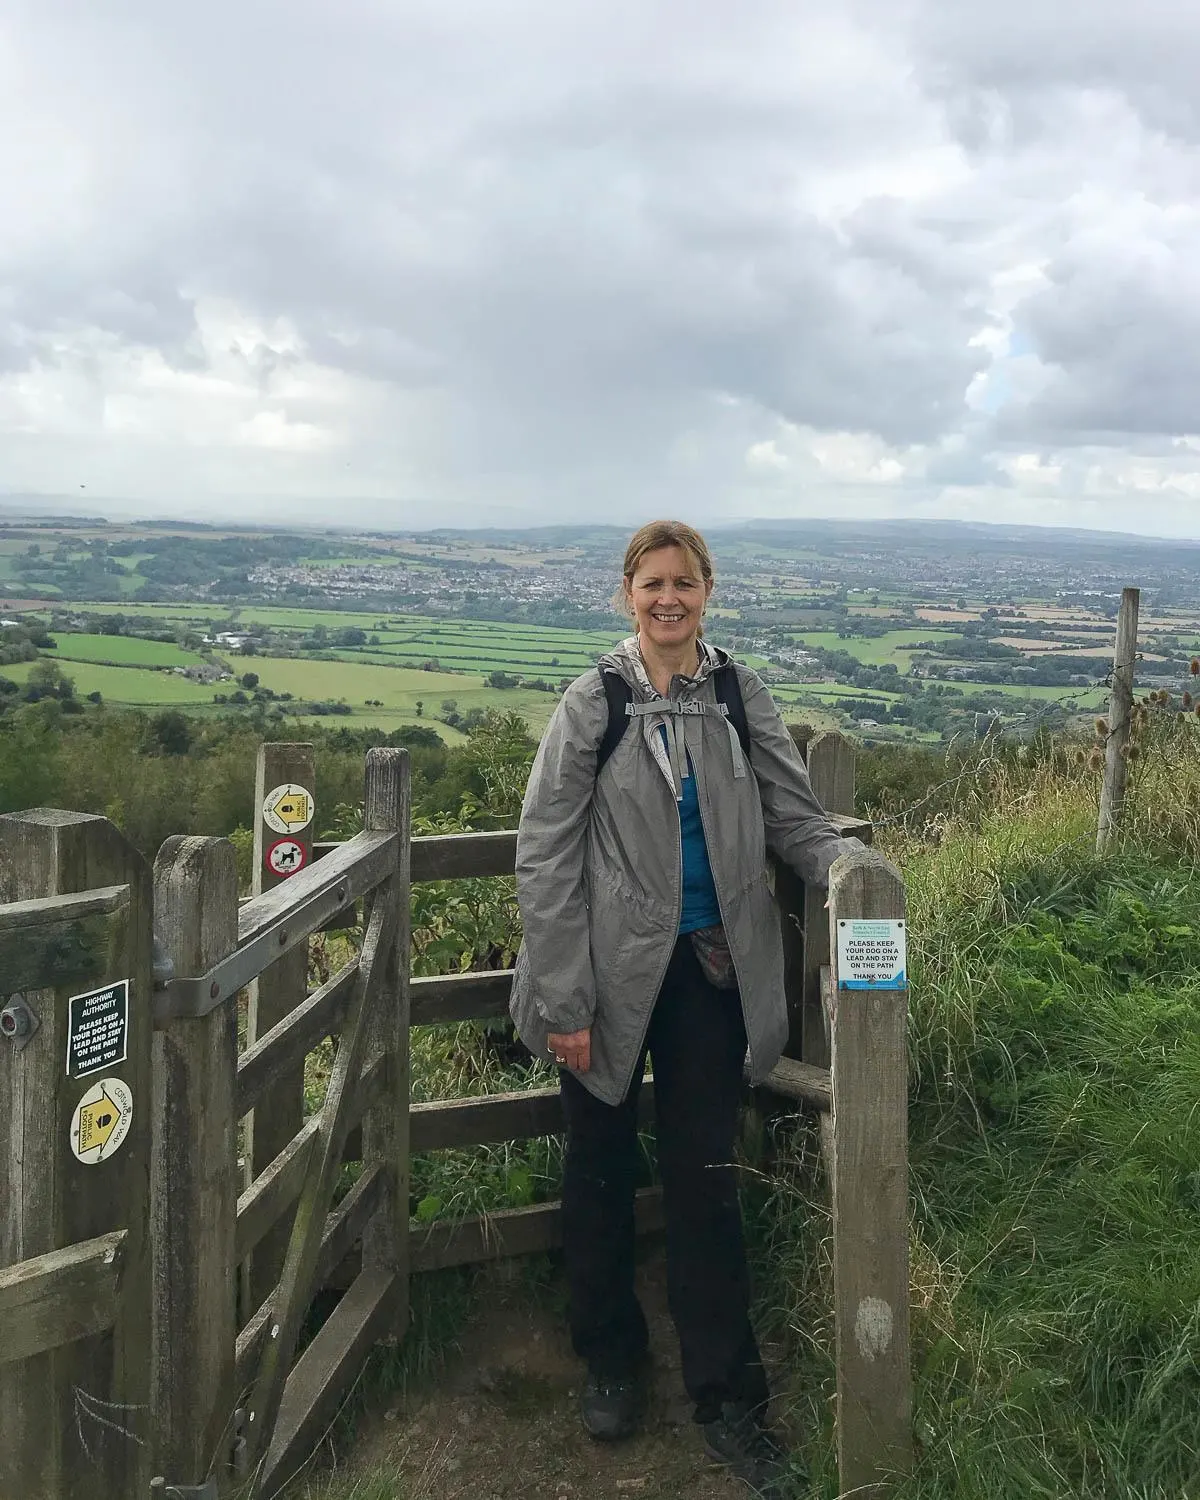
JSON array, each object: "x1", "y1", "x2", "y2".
[
  {"x1": 713, "y1": 663, "x2": 751, "y2": 762},
  {"x1": 595, "y1": 667, "x2": 633, "y2": 776},
  {"x1": 595, "y1": 659, "x2": 750, "y2": 779}
]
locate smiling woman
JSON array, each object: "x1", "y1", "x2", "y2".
[
  {"x1": 616, "y1": 519, "x2": 715, "y2": 680},
  {"x1": 509, "y1": 517, "x2": 864, "y2": 1489}
]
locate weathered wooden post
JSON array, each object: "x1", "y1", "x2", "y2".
[
  {"x1": 361, "y1": 748, "x2": 412, "y2": 1336},
  {"x1": 804, "y1": 730, "x2": 856, "y2": 1068},
  {"x1": 247, "y1": 743, "x2": 316, "y2": 1310},
  {"x1": 777, "y1": 727, "x2": 856, "y2": 1062},
  {"x1": 828, "y1": 845, "x2": 912, "y2": 1496},
  {"x1": 1097, "y1": 586, "x2": 1140, "y2": 856},
  {"x1": 151, "y1": 837, "x2": 240, "y2": 1491},
  {"x1": 0, "y1": 810, "x2": 154, "y2": 1500}
]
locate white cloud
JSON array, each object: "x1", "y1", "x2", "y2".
[{"x1": 1, "y1": 0, "x2": 1199, "y2": 534}]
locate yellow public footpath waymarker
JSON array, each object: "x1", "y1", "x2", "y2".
[
  {"x1": 263, "y1": 783, "x2": 315, "y2": 835},
  {"x1": 69, "y1": 1075, "x2": 134, "y2": 1165}
]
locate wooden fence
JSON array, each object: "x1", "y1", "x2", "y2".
[{"x1": 0, "y1": 730, "x2": 911, "y2": 1500}]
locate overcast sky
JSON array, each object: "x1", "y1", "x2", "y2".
[{"x1": 3, "y1": 0, "x2": 1200, "y2": 536}]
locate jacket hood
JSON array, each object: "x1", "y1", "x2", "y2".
[{"x1": 598, "y1": 635, "x2": 733, "y2": 695}]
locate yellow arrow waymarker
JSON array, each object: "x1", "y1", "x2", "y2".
[{"x1": 77, "y1": 1090, "x2": 121, "y2": 1154}]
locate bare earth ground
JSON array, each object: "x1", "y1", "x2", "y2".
[{"x1": 302, "y1": 1253, "x2": 799, "y2": 1500}]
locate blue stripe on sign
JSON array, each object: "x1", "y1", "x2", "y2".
[{"x1": 839, "y1": 973, "x2": 907, "y2": 990}]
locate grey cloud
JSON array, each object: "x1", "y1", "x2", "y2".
[{"x1": 1, "y1": 0, "x2": 1199, "y2": 527}]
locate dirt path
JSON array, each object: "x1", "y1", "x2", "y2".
[{"x1": 311, "y1": 1255, "x2": 794, "y2": 1500}]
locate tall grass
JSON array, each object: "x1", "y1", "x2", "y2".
[{"x1": 752, "y1": 736, "x2": 1200, "y2": 1497}]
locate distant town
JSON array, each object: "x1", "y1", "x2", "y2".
[{"x1": 3, "y1": 509, "x2": 1200, "y2": 744}]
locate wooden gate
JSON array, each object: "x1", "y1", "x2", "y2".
[
  {"x1": 150, "y1": 746, "x2": 410, "y2": 1497},
  {"x1": 0, "y1": 809, "x2": 155, "y2": 1500},
  {"x1": 1, "y1": 731, "x2": 911, "y2": 1498}
]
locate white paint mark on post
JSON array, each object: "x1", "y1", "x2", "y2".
[{"x1": 854, "y1": 1297, "x2": 894, "y2": 1362}]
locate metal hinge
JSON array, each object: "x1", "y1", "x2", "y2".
[
  {"x1": 151, "y1": 847, "x2": 376, "y2": 1023},
  {"x1": 149, "y1": 1480, "x2": 218, "y2": 1499}
]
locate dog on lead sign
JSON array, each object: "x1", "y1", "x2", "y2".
[{"x1": 266, "y1": 837, "x2": 308, "y2": 878}]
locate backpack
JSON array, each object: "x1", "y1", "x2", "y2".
[{"x1": 595, "y1": 662, "x2": 751, "y2": 776}]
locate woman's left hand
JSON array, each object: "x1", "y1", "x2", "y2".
[{"x1": 547, "y1": 1027, "x2": 592, "y2": 1073}]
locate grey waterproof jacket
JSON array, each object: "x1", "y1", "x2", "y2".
[{"x1": 510, "y1": 638, "x2": 860, "y2": 1105}]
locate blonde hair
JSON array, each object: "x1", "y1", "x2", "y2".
[{"x1": 613, "y1": 520, "x2": 715, "y2": 633}]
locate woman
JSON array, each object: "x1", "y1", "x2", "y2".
[{"x1": 510, "y1": 520, "x2": 861, "y2": 1495}]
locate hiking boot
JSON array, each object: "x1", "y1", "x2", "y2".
[
  {"x1": 580, "y1": 1371, "x2": 642, "y2": 1441},
  {"x1": 702, "y1": 1400, "x2": 791, "y2": 1496}
]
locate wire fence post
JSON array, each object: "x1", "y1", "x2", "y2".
[{"x1": 1097, "y1": 587, "x2": 1140, "y2": 856}]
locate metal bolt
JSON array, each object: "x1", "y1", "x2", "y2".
[
  {"x1": 278, "y1": 929, "x2": 288, "y2": 946},
  {"x1": 1, "y1": 995, "x2": 38, "y2": 1051},
  {"x1": 209, "y1": 981, "x2": 220, "y2": 1001},
  {"x1": 337, "y1": 886, "x2": 347, "y2": 903},
  {"x1": 271, "y1": 1323, "x2": 280, "y2": 1339}
]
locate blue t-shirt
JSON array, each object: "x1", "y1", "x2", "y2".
[{"x1": 673, "y1": 745, "x2": 722, "y2": 934}]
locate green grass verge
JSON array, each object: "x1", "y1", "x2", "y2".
[{"x1": 748, "y1": 760, "x2": 1200, "y2": 1496}]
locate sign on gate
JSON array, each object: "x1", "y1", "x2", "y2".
[{"x1": 836, "y1": 919, "x2": 907, "y2": 990}]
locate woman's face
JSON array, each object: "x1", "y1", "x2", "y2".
[{"x1": 624, "y1": 544, "x2": 712, "y2": 654}]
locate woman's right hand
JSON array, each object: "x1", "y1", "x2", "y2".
[{"x1": 547, "y1": 1028, "x2": 592, "y2": 1073}]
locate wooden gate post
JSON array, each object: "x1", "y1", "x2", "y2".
[
  {"x1": 803, "y1": 731, "x2": 856, "y2": 1067},
  {"x1": 247, "y1": 743, "x2": 316, "y2": 1311},
  {"x1": 151, "y1": 837, "x2": 240, "y2": 1490},
  {"x1": 828, "y1": 846, "x2": 912, "y2": 1496},
  {"x1": 0, "y1": 810, "x2": 153, "y2": 1500},
  {"x1": 1097, "y1": 587, "x2": 1140, "y2": 856},
  {"x1": 362, "y1": 749, "x2": 412, "y2": 1336}
]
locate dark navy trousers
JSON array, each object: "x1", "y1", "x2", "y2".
[{"x1": 559, "y1": 937, "x2": 769, "y2": 1422}]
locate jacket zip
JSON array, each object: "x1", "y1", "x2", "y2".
[
  {"x1": 615, "y1": 735, "x2": 684, "y2": 1103},
  {"x1": 692, "y1": 715, "x2": 758, "y2": 1075}
]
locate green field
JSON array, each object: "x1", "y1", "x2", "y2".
[
  {"x1": 48, "y1": 633, "x2": 208, "y2": 668},
  {"x1": 2, "y1": 647, "x2": 562, "y2": 732},
  {"x1": 788, "y1": 627, "x2": 963, "y2": 668},
  {"x1": 1, "y1": 658, "x2": 219, "y2": 704},
  {"x1": 285, "y1": 709, "x2": 468, "y2": 743},
  {"x1": 245, "y1": 656, "x2": 562, "y2": 731},
  {"x1": 67, "y1": 601, "x2": 400, "y2": 631}
]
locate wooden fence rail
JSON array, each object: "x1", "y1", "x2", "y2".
[{"x1": 0, "y1": 727, "x2": 911, "y2": 1499}]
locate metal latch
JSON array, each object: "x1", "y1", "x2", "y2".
[{"x1": 149, "y1": 1480, "x2": 218, "y2": 1499}]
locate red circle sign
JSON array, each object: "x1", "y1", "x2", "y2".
[{"x1": 265, "y1": 837, "x2": 308, "y2": 878}]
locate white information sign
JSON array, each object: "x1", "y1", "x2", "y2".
[{"x1": 836, "y1": 919, "x2": 907, "y2": 990}]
